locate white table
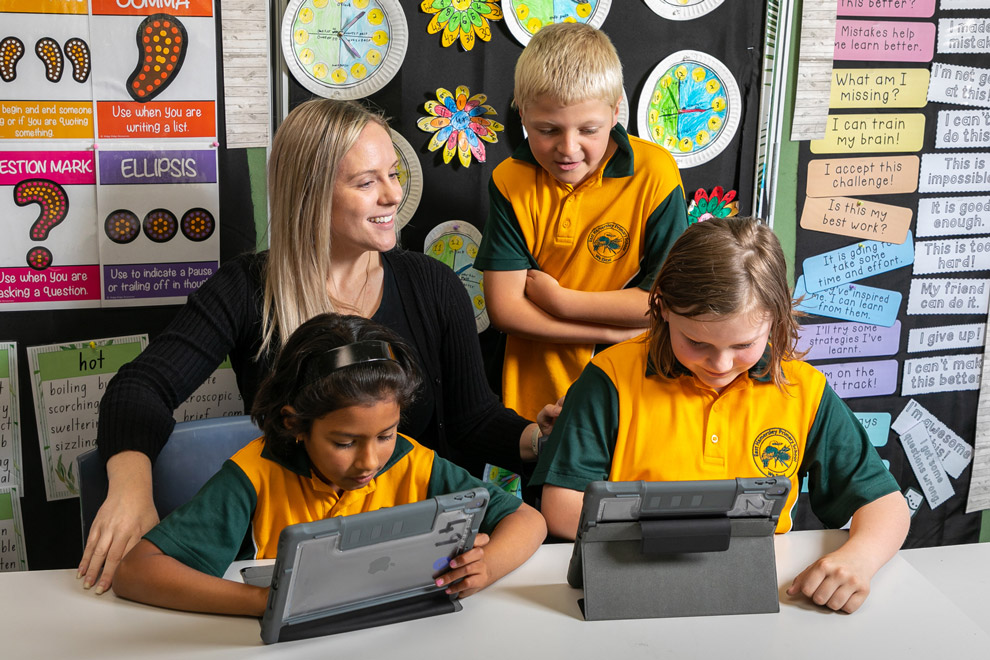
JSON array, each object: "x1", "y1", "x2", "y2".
[
  {"x1": 902, "y1": 540, "x2": 990, "y2": 634},
  {"x1": 1, "y1": 531, "x2": 987, "y2": 659}
]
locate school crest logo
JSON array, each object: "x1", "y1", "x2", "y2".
[
  {"x1": 752, "y1": 428, "x2": 799, "y2": 477},
  {"x1": 586, "y1": 222, "x2": 630, "y2": 263}
]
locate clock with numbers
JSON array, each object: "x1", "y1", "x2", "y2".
[
  {"x1": 503, "y1": 0, "x2": 611, "y2": 46},
  {"x1": 424, "y1": 221, "x2": 489, "y2": 333},
  {"x1": 391, "y1": 129, "x2": 422, "y2": 229},
  {"x1": 281, "y1": 0, "x2": 408, "y2": 99},
  {"x1": 643, "y1": 0, "x2": 725, "y2": 21},
  {"x1": 636, "y1": 50, "x2": 741, "y2": 168}
]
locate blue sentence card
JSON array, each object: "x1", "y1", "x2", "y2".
[
  {"x1": 802, "y1": 232, "x2": 914, "y2": 293},
  {"x1": 795, "y1": 276, "x2": 902, "y2": 327},
  {"x1": 853, "y1": 412, "x2": 892, "y2": 447}
]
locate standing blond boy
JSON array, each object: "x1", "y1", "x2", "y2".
[{"x1": 475, "y1": 23, "x2": 689, "y2": 421}]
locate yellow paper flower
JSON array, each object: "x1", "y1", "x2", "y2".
[
  {"x1": 421, "y1": 0, "x2": 503, "y2": 51},
  {"x1": 417, "y1": 85, "x2": 504, "y2": 167}
]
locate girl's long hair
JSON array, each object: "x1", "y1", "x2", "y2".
[{"x1": 647, "y1": 217, "x2": 803, "y2": 388}]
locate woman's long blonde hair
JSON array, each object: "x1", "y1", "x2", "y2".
[{"x1": 260, "y1": 99, "x2": 390, "y2": 358}]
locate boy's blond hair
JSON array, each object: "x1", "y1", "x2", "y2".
[{"x1": 513, "y1": 22, "x2": 622, "y2": 112}]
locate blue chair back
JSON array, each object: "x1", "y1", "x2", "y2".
[{"x1": 78, "y1": 415, "x2": 261, "y2": 541}]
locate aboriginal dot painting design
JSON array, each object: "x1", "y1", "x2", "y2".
[
  {"x1": 14, "y1": 179, "x2": 69, "y2": 271},
  {"x1": 105, "y1": 210, "x2": 141, "y2": 244},
  {"x1": 26, "y1": 246, "x2": 53, "y2": 271},
  {"x1": 35, "y1": 37, "x2": 63, "y2": 82},
  {"x1": 127, "y1": 14, "x2": 188, "y2": 102},
  {"x1": 180, "y1": 208, "x2": 215, "y2": 241},
  {"x1": 14, "y1": 179, "x2": 69, "y2": 240},
  {"x1": 143, "y1": 208, "x2": 178, "y2": 242},
  {"x1": 0, "y1": 37, "x2": 24, "y2": 82},
  {"x1": 63, "y1": 38, "x2": 91, "y2": 83}
]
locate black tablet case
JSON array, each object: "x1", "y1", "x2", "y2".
[{"x1": 568, "y1": 478, "x2": 790, "y2": 620}]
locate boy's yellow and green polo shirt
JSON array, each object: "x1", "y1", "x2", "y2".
[
  {"x1": 530, "y1": 336, "x2": 899, "y2": 533},
  {"x1": 144, "y1": 434, "x2": 521, "y2": 577},
  {"x1": 475, "y1": 125, "x2": 688, "y2": 420}
]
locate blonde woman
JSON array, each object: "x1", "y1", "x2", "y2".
[{"x1": 81, "y1": 100, "x2": 552, "y2": 594}]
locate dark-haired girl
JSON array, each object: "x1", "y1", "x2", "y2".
[{"x1": 113, "y1": 314, "x2": 545, "y2": 616}]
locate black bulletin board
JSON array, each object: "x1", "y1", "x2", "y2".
[
  {"x1": 284, "y1": 0, "x2": 767, "y2": 385},
  {"x1": 790, "y1": 5, "x2": 990, "y2": 546}
]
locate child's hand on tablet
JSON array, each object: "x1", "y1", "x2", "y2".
[{"x1": 435, "y1": 533, "x2": 492, "y2": 598}]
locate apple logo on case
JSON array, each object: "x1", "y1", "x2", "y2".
[{"x1": 368, "y1": 556, "x2": 393, "y2": 574}]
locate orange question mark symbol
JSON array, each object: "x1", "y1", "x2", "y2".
[{"x1": 13, "y1": 178, "x2": 70, "y2": 271}]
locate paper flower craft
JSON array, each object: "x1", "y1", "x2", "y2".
[
  {"x1": 687, "y1": 186, "x2": 739, "y2": 224},
  {"x1": 417, "y1": 85, "x2": 503, "y2": 167},
  {"x1": 421, "y1": 0, "x2": 503, "y2": 50}
]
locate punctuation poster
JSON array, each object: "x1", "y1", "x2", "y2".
[
  {"x1": 793, "y1": 0, "x2": 990, "y2": 544},
  {"x1": 27, "y1": 335, "x2": 146, "y2": 501},
  {"x1": 0, "y1": 0, "x2": 219, "y2": 310}
]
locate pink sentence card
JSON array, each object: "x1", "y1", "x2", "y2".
[
  {"x1": 837, "y1": 0, "x2": 935, "y2": 19},
  {"x1": 835, "y1": 20, "x2": 936, "y2": 62}
]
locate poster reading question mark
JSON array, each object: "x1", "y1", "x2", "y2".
[{"x1": 0, "y1": 149, "x2": 100, "y2": 310}]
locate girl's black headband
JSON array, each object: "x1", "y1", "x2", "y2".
[{"x1": 300, "y1": 340, "x2": 398, "y2": 388}]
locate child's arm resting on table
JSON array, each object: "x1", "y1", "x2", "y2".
[
  {"x1": 786, "y1": 491, "x2": 910, "y2": 613},
  {"x1": 484, "y1": 270, "x2": 644, "y2": 345},
  {"x1": 113, "y1": 539, "x2": 269, "y2": 616},
  {"x1": 435, "y1": 502, "x2": 547, "y2": 598}
]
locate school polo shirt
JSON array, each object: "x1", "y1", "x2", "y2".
[
  {"x1": 530, "y1": 337, "x2": 899, "y2": 533},
  {"x1": 145, "y1": 434, "x2": 521, "y2": 577},
  {"x1": 475, "y1": 125, "x2": 687, "y2": 420}
]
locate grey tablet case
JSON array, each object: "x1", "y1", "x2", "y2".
[
  {"x1": 567, "y1": 478, "x2": 790, "y2": 621},
  {"x1": 259, "y1": 488, "x2": 489, "y2": 644}
]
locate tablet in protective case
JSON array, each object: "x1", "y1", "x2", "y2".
[
  {"x1": 260, "y1": 488, "x2": 488, "y2": 644},
  {"x1": 567, "y1": 477, "x2": 790, "y2": 590}
]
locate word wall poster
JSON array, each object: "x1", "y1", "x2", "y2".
[
  {"x1": 792, "y1": 0, "x2": 989, "y2": 545},
  {"x1": 172, "y1": 358, "x2": 244, "y2": 423},
  {"x1": 0, "y1": 486, "x2": 27, "y2": 572},
  {"x1": 0, "y1": 343, "x2": 22, "y2": 493},
  {"x1": 27, "y1": 335, "x2": 146, "y2": 501}
]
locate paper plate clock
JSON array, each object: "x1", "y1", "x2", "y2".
[
  {"x1": 391, "y1": 129, "x2": 422, "y2": 228},
  {"x1": 281, "y1": 0, "x2": 408, "y2": 100},
  {"x1": 503, "y1": 0, "x2": 611, "y2": 46},
  {"x1": 637, "y1": 50, "x2": 741, "y2": 168},
  {"x1": 424, "y1": 221, "x2": 489, "y2": 332},
  {"x1": 643, "y1": 0, "x2": 725, "y2": 20}
]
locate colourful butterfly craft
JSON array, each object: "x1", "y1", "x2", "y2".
[
  {"x1": 688, "y1": 186, "x2": 739, "y2": 223},
  {"x1": 417, "y1": 85, "x2": 504, "y2": 167},
  {"x1": 421, "y1": 0, "x2": 503, "y2": 51}
]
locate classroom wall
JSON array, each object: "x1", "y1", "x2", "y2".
[{"x1": 2, "y1": 1, "x2": 771, "y2": 569}]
